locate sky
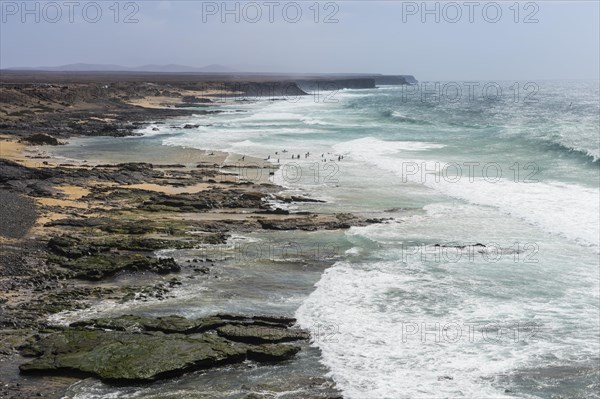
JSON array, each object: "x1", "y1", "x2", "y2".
[{"x1": 1, "y1": 1, "x2": 599, "y2": 80}]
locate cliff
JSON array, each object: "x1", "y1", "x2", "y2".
[
  {"x1": 372, "y1": 75, "x2": 418, "y2": 85},
  {"x1": 295, "y1": 78, "x2": 376, "y2": 92}
]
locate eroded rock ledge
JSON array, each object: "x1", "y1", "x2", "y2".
[{"x1": 19, "y1": 314, "x2": 306, "y2": 382}]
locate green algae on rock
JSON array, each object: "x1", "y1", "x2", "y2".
[{"x1": 19, "y1": 314, "x2": 307, "y2": 382}]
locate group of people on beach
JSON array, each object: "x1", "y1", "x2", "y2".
[{"x1": 262, "y1": 150, "x2": 345, "y2": 164}]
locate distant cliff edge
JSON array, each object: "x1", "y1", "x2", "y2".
[
  {"x1": 295, "y1": 75, "x2": 417, "y2": 93},
  {"x1": 372, "y1": 75, "x2": 418, "y2": 85}
]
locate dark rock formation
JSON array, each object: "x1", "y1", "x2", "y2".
[
  {"x1": 19, "y1": 314, "x2": 306, "y2": 382},
  {"x1": 258, "y1": 213, "x2": 389, "y2": 231},
  {"x1": 47, "y1": 234, "x2": 202, "y2": 258},
  {"x1": 48, "y1": 254, "x2": 180, "y2": 280},
  {"x1": 223, "y1": 81, "x2": 308, "y2": 98},
  {"x1": 181, "y1": 95, "x2": 212, "y2": 104},
  {"x1": 216, "y1": 324, "x2": 309, "y2": 344},
  {"x1": 21, "y1": 133, "x2": 60, "y2": 145},
  {"x1": 0, "y1": 159, "x2": 54, "y2": 183},
  {"x1": 372, "y1": 75, "x2": 418, "y2": 85},
  {"x1": 139, "y1": 189, "x2": 266, "y2": 212},
  {"x1": 297, "y1": 78, "x2": 376, "y2": 92},
  {"x1": 0, "y1": 190, "x2": 37, "y2": 238},
  {"x1": 70, "y1": 314, "x2": 298, "y2": 334},
  {"x1": 246, "y1": 344, "x2": 301, "y2": 362},
  {"x1": 20, "y1": 330, "x2": 248, "y2": 381}
]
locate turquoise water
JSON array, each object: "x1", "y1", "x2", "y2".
[
  {"x1": 159, "y1": 81, "x2": 599, "y2": 398},
  {"x1": 57, "y1": 81, "x2": 599, "y2": 398}
]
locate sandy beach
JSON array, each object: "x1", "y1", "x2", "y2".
[{"x1": 0, "y1": 76, "x2": 382, "y2": 398}]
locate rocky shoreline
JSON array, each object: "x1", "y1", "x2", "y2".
[
  {"x1": 20, "y1": 314, "x2": 307, "y2": 382},
  {"x1": 0, "y1": 80, "x2": 386, "y2": 398}
]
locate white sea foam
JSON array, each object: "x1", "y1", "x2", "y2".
[
  {"x1": 334, "y1": 137, "x2": 600, "y2": 250},
  {"x1": 122, "y1": 86, "x2": 599, "y2": 398},
  {"x1": 297, "y1": 236, "x2": 599, "y2": 398},
  {"x1": 335, "y1": 137, "x2": 445, "y2": 154},
  {"x1": 296, "y1": 261, "x2": 524, "y2": 399},
  {"x1": 296, "y1": 134, "x2": 600, "y2": 398}
]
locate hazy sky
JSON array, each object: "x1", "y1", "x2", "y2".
[{"x1": 1, "y1": 1, "x2": 599, "y2": 80}]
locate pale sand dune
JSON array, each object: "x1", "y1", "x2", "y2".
[
  {"x1": 126, "y1": 96, "x2": 182, "y2": 109},
  {"x1": 36, "y1": 186, "x2": 93, "y2": 209},
  {"x1": 0, "y1": 137, "x2": 34, "y2": 166},
  {"x1": 57, "y1": 185, "x2": 91, "y2": 200},
  {"x1": 36, "y1": 197, "x2": 89, "y2": 209},
  {"x1": 126, "y1": 89, "x2": 241, "y2": 109}
]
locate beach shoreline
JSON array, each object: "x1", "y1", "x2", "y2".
[{"x1": 0, "y1": 79, "x2": 384, "y2": 398}]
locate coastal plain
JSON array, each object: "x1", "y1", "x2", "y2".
[{"x1": 0, "y1": 71, "x2": 397, "y2": 398}]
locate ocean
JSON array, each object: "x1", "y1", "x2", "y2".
[{"x1": 56, "y1": 80, "x2": 599, "y2": 398}]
